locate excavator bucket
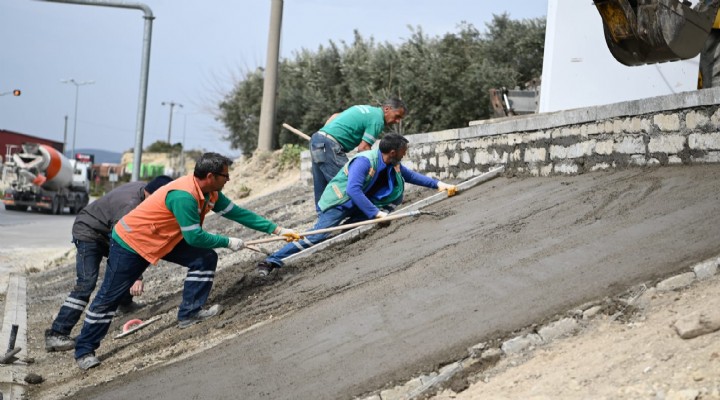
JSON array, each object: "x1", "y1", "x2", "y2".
[{"x1": 593, "y1": 0, "x2": 720, "y2": 66}]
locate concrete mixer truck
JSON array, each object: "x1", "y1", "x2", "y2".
[{"x1": 2, "y1": 142, "x2": 90, "y2": 214}]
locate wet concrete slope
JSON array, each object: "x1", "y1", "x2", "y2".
[{"x1": 76, "y1": 165, "x2": 720, "y2": 400}]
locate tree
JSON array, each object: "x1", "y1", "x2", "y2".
[
  {"x1": 217, "y1": 15, "x2": 546, "y2": 155},
  {"x1": 145, "y1": 140, "x2": 183, "y2": 153}
]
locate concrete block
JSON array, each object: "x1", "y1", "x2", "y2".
[
  {"x1": 688, "y1": 132, "x2": 720, "y2": 150},
  {"x1": 540, "y1": 164, "x2": 553, "y2": 176},
  {"x1": 686, "y1": 110, "x2": 709, "y2": 129},
  {"x1": 584, "y1": 123, "x2": 600, "y2": 136},
  {"x1": 501, "y1": 334, "x2": 543, "y2": 354},
  {"x1": 438, "y1": 154, "x2": 449, "y2": 168},
  {"x1": 590, "y1": 162, "x2": 611, "y2": 171},
  {"x1": 595, "y1": 140, "x2": 614, "y2": 155},
  {"x1": 653, "y1": 114, "x2": 681, "y2": 131},
  {"x1": 554, "y1": 126, "x2": 581, "y2": 139},
  {"x1": 465, "y1": 169, "x2": 480, "y2": 179},
  {"x1": 538, "y1": 318, "x2": 579, "y2": 342},
  {"x1": 629, "y1": 117, "x2": 651, "y2": 133},
  {"x1": 693, "y1": 257, "x2": 719, "y2": 280},
  {"x1": 614, "y1": 136, "x2": 646, "y2": 154},
  {"x1": 710, "y1": 108, "x2": 720, "y2": 127},
  {"x1": 550, "y1": 141, "x2": 594, "y2": 160},
  {"x1": 668, "y1": 155, "x2": 683, "y2": 164},
  {"x1": 554, "y1": 162, "x2": 579, "y2": 175},
  {"x1": 656, "y1": 272, "x2": 695, "y2": 291},
  {"x1": 648, "y1": 135, "x2": 685, "y2": 153},
  {"x1": 603, "y1": 120, "x2": 614, "y2": 134},
  {"x1": 673, "y1": 309, "x2": 720, "y2": 339},
  {"x1": 583, "y1": 305, "x2": 603, "y2": 319},
  {"x1": 691, "y1": 151, "x2": 720, "y2": 163},
  {"x1": 630, "y1": 155, "x2": 647, "y2": 166},
  {"x1": 524, "y1": 147, "x2": 547, "y2": 163}
]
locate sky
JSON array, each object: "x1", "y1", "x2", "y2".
[{"x1": 1, "y1": 1, "x2": 548, "y2": 158}]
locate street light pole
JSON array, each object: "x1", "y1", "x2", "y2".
[
  {"x1": 61, "y1": 78, "x2": 95, "y2": 159},
  {"x1": 161, "y1": 101, "x2": 183, "y2": 144}
]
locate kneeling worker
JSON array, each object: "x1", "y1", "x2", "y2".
[
  {"x1": 73, "y1": 152, "x2": 300, "y2": 370},
  {"x1": 45, "y1": 175, "x2": 173, "y2": 352},
  {"x1": 256, "y1": 133, "x2": 456, "y2": 276}
]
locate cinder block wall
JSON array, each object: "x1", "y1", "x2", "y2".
[{"x1": 301, "y1": 87, "x2": 720, "y2": 183}]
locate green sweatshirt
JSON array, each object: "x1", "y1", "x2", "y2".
[{"x1": 112, "y1": 190, "x2": 277, "y2": 254}]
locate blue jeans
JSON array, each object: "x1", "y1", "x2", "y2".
[
  {"x1": 310, "y1": 132, "x2": 348, "y2": 212},
  {"x1": 74, "y1": 239, "x2": 218, "y2": 359},
  {"x1": 265, "y1": 206, "x2": 368, "y2": 267},
  {"x1": 51, "y1": 239, "x2": 133, "y2": 336}
]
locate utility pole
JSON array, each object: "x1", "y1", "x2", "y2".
[
  {"x1": 161, "y1": 101, "x2": 183, "y2": 144},
  {"x1": 63, "y1": 115, "x2": 69, "y2": 155},
  {"x1": 257, "y1": 0, "x2": 283, "y2": 152},
  {"x1": 61, "y1": 78, "x2": 95, "y2": 159}
]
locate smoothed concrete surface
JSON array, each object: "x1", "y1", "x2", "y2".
[{"x1": 72, "y1": 165, "x2": 720, "y2": 400}]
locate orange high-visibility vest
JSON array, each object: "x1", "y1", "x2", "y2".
[{"x1": 116, "y1": 174, "x2": 218, "y2": 264}]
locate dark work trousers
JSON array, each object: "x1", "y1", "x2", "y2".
[
  {"x1": 74, "y1": 239, "x2": 218, "y2": 359},
  {"x1": 51, "y1": 238, "x2": 133, "y2": 336},
  {"x1": 310, "y1": 132, "x2": 348, "y2": 212}
]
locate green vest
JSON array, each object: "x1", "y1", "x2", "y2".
[{"x1": 318, "y1": 150, "x2": 405, "y2": 211}]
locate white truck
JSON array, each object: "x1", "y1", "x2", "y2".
[{"x1": 2, "y1": 142, "x2": 90, "y2": 214}]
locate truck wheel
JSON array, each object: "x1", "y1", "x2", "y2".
[{"x1": 51, "y1": 197, "x2": 60, "y2": 215}]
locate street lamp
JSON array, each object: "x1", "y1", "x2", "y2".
[
  {"x1": 0, "y1": 89, "x2": 22, "y2": 96},
  {"x1": 61, "y1": 78, "x2": 95, "y2": 159},
  {"x1": 161, "y1": 101, "x2": 183, "y2": 144}
]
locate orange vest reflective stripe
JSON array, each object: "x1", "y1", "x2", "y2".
[{"x1": 116, "y1": 174, "x2": 218, "y2": 264}]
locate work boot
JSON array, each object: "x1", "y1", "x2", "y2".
[
  {"x1": 76, "y1": 353, "x2": 101, "y2": 370},
  {"x1": 177, "y1": 304, "x2": 223, "y2": 329},
  {"x1": 44, "y1": 329, "x2": 75, "y2": 352},
  {"x1": 255, "y1": 261, "x2": 280, "y2": 277},
  {"x1": 117, "y1": 301, "x2": 145, "y2": 316}
]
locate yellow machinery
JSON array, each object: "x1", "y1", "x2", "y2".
[{"x1": 593, "y1": 0, "x2": 720, "y2": 87}]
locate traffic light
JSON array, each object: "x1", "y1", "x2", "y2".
[{"x1": 12, "y1": 89, "x2": 21, "y2": 96}]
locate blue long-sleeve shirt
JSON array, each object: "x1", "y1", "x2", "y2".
[{"x1": 343, "y1": 154, "x2": 439, "y2": 218}]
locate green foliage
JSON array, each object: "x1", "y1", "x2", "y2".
[
  {"x1": 218, "y1": 15, "x2": 545, "y2": 155},
  {"x1": 278, "y1": 144, "x2": 303, "y2": 171},
  {"x1": 145, "y1": 140, "x2": 183, "y2": 153}
]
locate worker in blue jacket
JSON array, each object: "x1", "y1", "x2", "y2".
[{"x1": 255, "y1": 133, "x2": 456, "y2": 276}]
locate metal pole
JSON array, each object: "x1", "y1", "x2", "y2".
[
  {"x1": 257, "y1": 0, "x2": 283, "y2": 152},
  {"x1": 61, "y1": 79, "x2": 94, "y2": 159},
  {"x1": 37, "y1": 0, "x2": 155, "y2": 182},
  {"x1": 162, "y1": 101, "x2": 183, "y2": 144},
  {"x1": 71, "y1": 84, "x2": 79, "y2": 158},
  {"x1": 167, "y1": 103, "x2": 174, "y2": 143},
  {"x1": 63, "y1": 115, "x2": 69, "y2": 155}
]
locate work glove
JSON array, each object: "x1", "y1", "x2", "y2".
[
  {"x1": 375, "y1": 211, "x2": 389, "y2": 219},
  {"x1": 278, "y1": 227, "x2": 301, "y2": 242},
  {"x1": 437, "y1": 181, "x2": 458, "y2": 197},
  {"x1": 228, "y1": 237, "x2": 245, "y2": 251}
]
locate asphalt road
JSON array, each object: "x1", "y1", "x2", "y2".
[
  {"x1": 0, "y1": 206, "x2": 75, "y2": 277},
  {"x1": 72, "y1": 165, "x2": 720, "y2": 400},
  {"x1": 0, "y1": 206, "x2": 76, "y2": 248}
]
